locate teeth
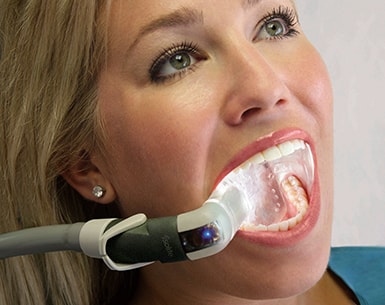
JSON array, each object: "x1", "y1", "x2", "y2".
[
  {"x1": 262, "y1": 146, "x2": 282, "y2": 161},
  {"x1": 277, "y1": 141, "x2": 295, "y2": 156},
  {"x1": 249, "y1": 152, "x2": 264, "y2": 165},
  {"x1": 240, "y1": 176, "x2": 309, "y2": 232},
  {"x1": 241, "y1": 139, "x2": 307, "y2": 166}
]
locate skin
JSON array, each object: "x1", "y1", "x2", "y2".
[{"x1": 65, "y1": 0, "x2": 336, "y2": 304}]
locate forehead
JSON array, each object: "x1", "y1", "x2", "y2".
[{"x1": 106, "y1": 0, "x2": 296, "y2": 46}]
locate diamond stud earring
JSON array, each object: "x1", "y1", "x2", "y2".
[{"x1": 92, "y1": 185, "x2": 105, "y2": 199}]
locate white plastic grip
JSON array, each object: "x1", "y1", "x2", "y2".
[{"x1": 79, "y1": 213, "x2": 153, "y2": 271}]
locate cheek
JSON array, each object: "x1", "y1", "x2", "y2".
[
  {"x1": 299, "y1": 46, "x2": 334, "y2": 232},
  {"x1": 290, "y1": 44, "x2": 334, "y2": 128},
  {"x1": 97, "y1": 77, "x2": 220, "y2": 216},
  {"x1": 283, "y1": 41, "x2": 334, "y2": 223}
]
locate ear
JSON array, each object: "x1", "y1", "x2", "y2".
[{"x1": 62, "y1": 152, "x2": 117, "y2": 204}]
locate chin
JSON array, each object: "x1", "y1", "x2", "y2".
[
  {"x1": 217, "y1": 240, "x2": 330, "y2": 301},
  {"x1": 201, "y1": 192, "x2": 333, "y2": 301}
]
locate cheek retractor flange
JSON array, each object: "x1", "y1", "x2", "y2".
[{"x1": 212, "y1": 139, "x2": 314, "y2": 232}]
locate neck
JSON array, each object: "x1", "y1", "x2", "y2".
[{"x1": 129, "y1": 269, "x2": 356, "y2": 305}]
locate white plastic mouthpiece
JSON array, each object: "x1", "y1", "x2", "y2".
[{"x1": 209, "y1": 140, "x2": 314, "y2": 231}]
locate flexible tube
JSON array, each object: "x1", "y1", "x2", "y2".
[{"x1": 0, "y1": 223, "x2": 84, "y2": 259}]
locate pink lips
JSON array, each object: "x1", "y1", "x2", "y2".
[{"x1": 214, "y1": 128, "x2": 321, "y2": 247}]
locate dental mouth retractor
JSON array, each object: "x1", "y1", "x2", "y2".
[{"x1": 0, "y1": 139, "x2": 313, "y2": 271}]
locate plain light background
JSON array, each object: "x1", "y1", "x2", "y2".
[{"x1": 296, "y1": 0, "x2": 385, "y2": 246}]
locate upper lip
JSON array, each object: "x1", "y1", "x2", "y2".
[{"x1": 213, "y1": 128, "x2": 314, "y2": 189}]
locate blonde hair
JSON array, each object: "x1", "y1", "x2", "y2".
[{"x1": 0, "y1": 1, "x2": 134, "y2": 304}]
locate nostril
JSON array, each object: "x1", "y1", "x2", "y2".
[
  {"x1": 241, "y1": 107, "x2": 262, "y2": 121},
  {"x1": 276, "y1": 99, "x2": 286, "y2": 107},
  {"x1": 240, "y1": 99, "x2": 286, "y2": 122}
]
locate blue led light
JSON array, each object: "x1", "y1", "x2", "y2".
[
  {"x1": 179, "y1": 222, "x2": 221, "y2": 253},
  {"x1": 201, "y1": 227, "x2": 215, "y2": 241}
]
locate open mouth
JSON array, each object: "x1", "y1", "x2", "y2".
[{"x1": 214, "y1": 139, "x2": 314, "y2": 232}]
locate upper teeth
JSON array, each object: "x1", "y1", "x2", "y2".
[{"x1": 244, "y1": 139, "x2": 307, "y2": 166}]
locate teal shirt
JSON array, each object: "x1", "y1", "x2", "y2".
[{"x1": 328, "y1": 247, "x2": 385, "y2": 305}]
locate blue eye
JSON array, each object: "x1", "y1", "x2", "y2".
[
  {"x1": 150, "y1": 42, "x2": 205, "y2": 83},
  {"x1": 159, "y1": 52, "x2": 197, "y2": 76},
  {"x1": 264, "y1": 20, "x2": 286, "y2": 37},
  {"x1": 255, "y1": 6, "x2": 299, "y2": 41}
]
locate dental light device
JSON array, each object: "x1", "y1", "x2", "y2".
[
  {"x1": 0, "y1": 139, "x2": 313, "y2": 271},
  {"x1": 0, "y1": 186, "x2": 249, "y2": 271}
]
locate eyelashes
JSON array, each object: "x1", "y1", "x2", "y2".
[
  {"x1": 149, "y1": 41, "x2": 205, "y2": 84},
  {"x1": 257, "y1": 6, "x2": 299, "y2": 41},
  {"x1": 149, "y1": 5, "x2": 300, "y2": 84}
]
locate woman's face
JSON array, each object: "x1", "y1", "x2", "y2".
[{"x1": 95, "y1": 0, "x2": 333, "y2": 302}]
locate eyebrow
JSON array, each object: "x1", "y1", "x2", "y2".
[
  {"x1": 128, "y1": 0, "x2": 294, "y2": 51},
  {"x1": 241, "y1": 0, "x2": 263, "y2": 9},
  {"x1": 128, "y1": 7, "x2": 204, "y2": 51}
]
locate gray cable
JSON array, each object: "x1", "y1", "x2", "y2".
[{"x1": 0, "y1": 223, "x2": 84, "y2": 259}]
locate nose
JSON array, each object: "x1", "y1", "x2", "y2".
[{"x1": 221, "y1": 42, "x2": 290, "y2": 126}]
